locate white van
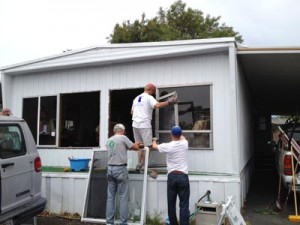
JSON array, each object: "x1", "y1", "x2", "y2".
[{"x1": 0, "y1": 116, "x2": 46, "y2": 224}]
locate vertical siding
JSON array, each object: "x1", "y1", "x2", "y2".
[
  {"x1": 38, "y1": 149, "x2": 93, "y2": 167},
  {"x1": 12, "y1": 53, "x2": 237, "y2": 174},
  {"x1": 41, "y1": 174, "x2": 240, "y2": 218},
  {"x1": 235, "y1": 60, "x2": 255, "y2": 204},
  {"x1": 42, "y1": 173, "x2": 88, "y2": 214}
]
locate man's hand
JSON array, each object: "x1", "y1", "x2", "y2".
[
  {"x1": 168, "y1": 96, "x2": 178, "y2": 104},
  {"x1": 138, "y1": 143, "x2": 145, "y2": 149},
  {"x1": 151, "y1": 138, "x2": 158, "y2": 150}
]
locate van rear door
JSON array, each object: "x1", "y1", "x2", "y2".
[{"x1": 0, "y1": 124, "x2": 32, "y2": 214}]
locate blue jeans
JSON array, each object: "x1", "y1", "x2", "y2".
[
  {"x1": 167, "y1": 173, "x2": 190, "y2": 225},
  {"x1": 106, "y1": 165, "x2": 129, "y2": 225}
]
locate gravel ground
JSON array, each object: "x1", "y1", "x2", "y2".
[{"x1": 36, "y1": 216, "x2": 95, "y2": 225}]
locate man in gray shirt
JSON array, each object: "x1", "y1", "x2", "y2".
[{"x1": 106, "y1": 123, "x2": 140, "y2": 225}]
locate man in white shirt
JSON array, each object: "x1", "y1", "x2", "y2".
[
  {"x1": 152, "y1": 126, "x2": 190, "y2": 225},
  {"x1": 131, "y1": 83, "x2": 177, "y2": 172}
]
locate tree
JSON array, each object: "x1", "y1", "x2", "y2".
[{"x1": 108, "y1": 0, "x2": 243, "y2": 43}]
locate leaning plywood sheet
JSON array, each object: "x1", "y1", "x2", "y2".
[{"x1": 81, "y1": 149, "x2": 149, "y2": 225}]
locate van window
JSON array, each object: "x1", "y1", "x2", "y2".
[{"x1": 0, "y1": 125, "x2": 26, "y2": 158}]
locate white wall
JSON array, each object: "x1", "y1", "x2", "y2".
[
  {"x1": 42, "y1": 173, "x2": 88, "y2": 214},
  {"x1": 235, "y1": 51, "x2": 255, "y2": 204},
  {"x1": 3, "y1": 48, "x2": 252, "y2": 215},
  {"x1": 10, "y1": 53, "x2": 240, "y2": 175},
  {"x1": 42, "y1": 172, "x2": 241, "y2": 220}
]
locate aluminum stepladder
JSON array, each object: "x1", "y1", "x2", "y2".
[{"x1": 216, "y1": 196, "x2": 246, "y2": 225}]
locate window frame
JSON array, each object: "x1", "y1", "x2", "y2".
[
  {"x1": 156, "y1": 84, "x2": 213, "y2": 150},
  {"x1": 22, "y1": 91, "x2": 100, "y2": 148},
  {"x1": 37, "y1": 95, "x2": 59, "y2": 147}
]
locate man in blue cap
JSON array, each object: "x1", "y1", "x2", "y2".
[{"x1": 151, "y1": 126, "x2": 190, "y2": 225}]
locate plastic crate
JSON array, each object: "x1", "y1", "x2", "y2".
[{"x1": 69, "y1": 158, "x2": 91, "y2": 171}]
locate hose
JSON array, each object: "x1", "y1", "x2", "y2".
[
  {"x1": 197, "y1": 190, "x2": 211, "y2": 203},
  {"x1": 189, "y1": 190, "x2": 211, "y2": 220}
]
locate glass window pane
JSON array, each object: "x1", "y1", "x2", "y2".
[
  {"x1": 157, "y1": 131, "x2": 211, "y2": 149},
  {"x1": 39, "y1": 96, "x2": 57, "y2": 145},
  {"x1": 184, "y1": 132, "x2": 211, "y2": 149},
  {"x1": 0, "y1": 125, "x2": 26, "y2": 158},
  {"x1": 23, "y1": 98, "x2": 38, "y2": 143},
  {"x1": 158, "y1": 85, "x2": 212, "y2": 149}
]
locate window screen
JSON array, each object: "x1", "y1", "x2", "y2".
[{"x1": 82, "y1": 150, "x2": 149, "y2": 224}]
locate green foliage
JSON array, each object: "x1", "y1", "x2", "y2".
[
  {"x1": 145, "y1": 210, "x2": 163, "y2": 225},
  {"x1": 108, "y1": 0, "x2": 243, "y2": 43}
]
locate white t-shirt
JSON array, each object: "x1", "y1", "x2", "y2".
[
  {"x1": 131, "y1": 92, "x2": 157, "y2": 128},
  {"x1": 157, "y1": 139, "x2": 189, "y2": 174}
]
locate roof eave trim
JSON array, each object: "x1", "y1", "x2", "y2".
[
  {"x1": 3, "y1": 44, "x2": 231, "y2": 75},
  {"x1": 0, "y1": 45, "x2": 99, "y2": 71},
  {"x1": 1, "y1": 37, "x2": 236, "y2": 71},
  {"x1": 238, "y1": 47, "x2": 300, "y2": 54}
]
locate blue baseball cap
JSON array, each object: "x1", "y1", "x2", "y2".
[{"x1": 171, "y1": 126, "x2": 182, "y2": 136}]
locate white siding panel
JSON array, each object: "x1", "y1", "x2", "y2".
[
  {"x1": 57, "y1": 72, "x2": 64, "y2": 93},
  {"x1": 224, "y1": 182, "x2": 241, "y2": 209},
  {"x1": 236, "y1": 64, "x2": 254, "y2": 169},
  {"x1": 156, "y1": 180, "x2": 168, "y2": 214},
  {"x1": 38, "y1": 149, "x2": 93, "y2": 167},
  {"x1": 41, "y1": 173, "x2": 241, "y2": 217},
  {"x1": 42, "y1": 173, "x2": 88, "y2": 214},
  {"x1": 189, "y1": 181, "x2": 200, "y2": 207},
  {"x1": 90, "y1": 68, "x2": 100, "y2": 91},
  {"x1": 13, "y1": 53, "x2": 237, "y2": 175}
]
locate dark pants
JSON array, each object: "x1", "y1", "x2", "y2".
[{"x1": 167, "y1": 173, "x2": 190, "y2": 225}]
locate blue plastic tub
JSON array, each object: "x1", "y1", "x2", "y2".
[{"x1": 69, "y1": 158, "x2": 91, "y2": 171}]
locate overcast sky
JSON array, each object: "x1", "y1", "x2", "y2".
[{"x1": 1, "y1": 0, "x2": 300, "y2": 68}]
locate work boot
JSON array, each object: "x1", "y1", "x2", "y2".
[
  {"x1": 149, "y1": 169, "x2": 158, "y2": 179},
  {"x1": 136, "y1": 163, "x2": 142, "y2": 172}
]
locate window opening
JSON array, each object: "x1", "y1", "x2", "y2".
[
  {"x1": 39, "y1": 96, "x2": 57, "y2": 146},
  {"x1": 22, "y1": 91, "x2": 100, "y2": 148},
  {"x1": 23, "y1": 98, "x2": 38, "y2": 144},
  {"x1": 60, "y1": 91, "x2": 100, "y2": 147},
  {"x1": 109, "y1": 88, "x2": 143, "y2": 142}
]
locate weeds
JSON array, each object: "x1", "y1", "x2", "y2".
[{"x1": 146, "y1": 210, "x2": 164, "y2": 225}]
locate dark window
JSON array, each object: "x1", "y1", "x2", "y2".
[
  {"x1": 23, "y1": 98, "x2": 38, "y2": 143},
  {"x1": 109, "y1": 88, "x2": 143, "y2": 141},
  {"x1": 22, "y1": 91, "x2": 100, "y2": 148},
  {"x1": 60, "y1": 92, "x2": 99, "y2": 147},
  {"x1": 39, "y1": 96, "x2": 57, "y2": 145}
]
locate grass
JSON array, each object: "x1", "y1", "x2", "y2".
[{"x1": 42, "y1": 166, "x2": 89, "y2": 173}]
